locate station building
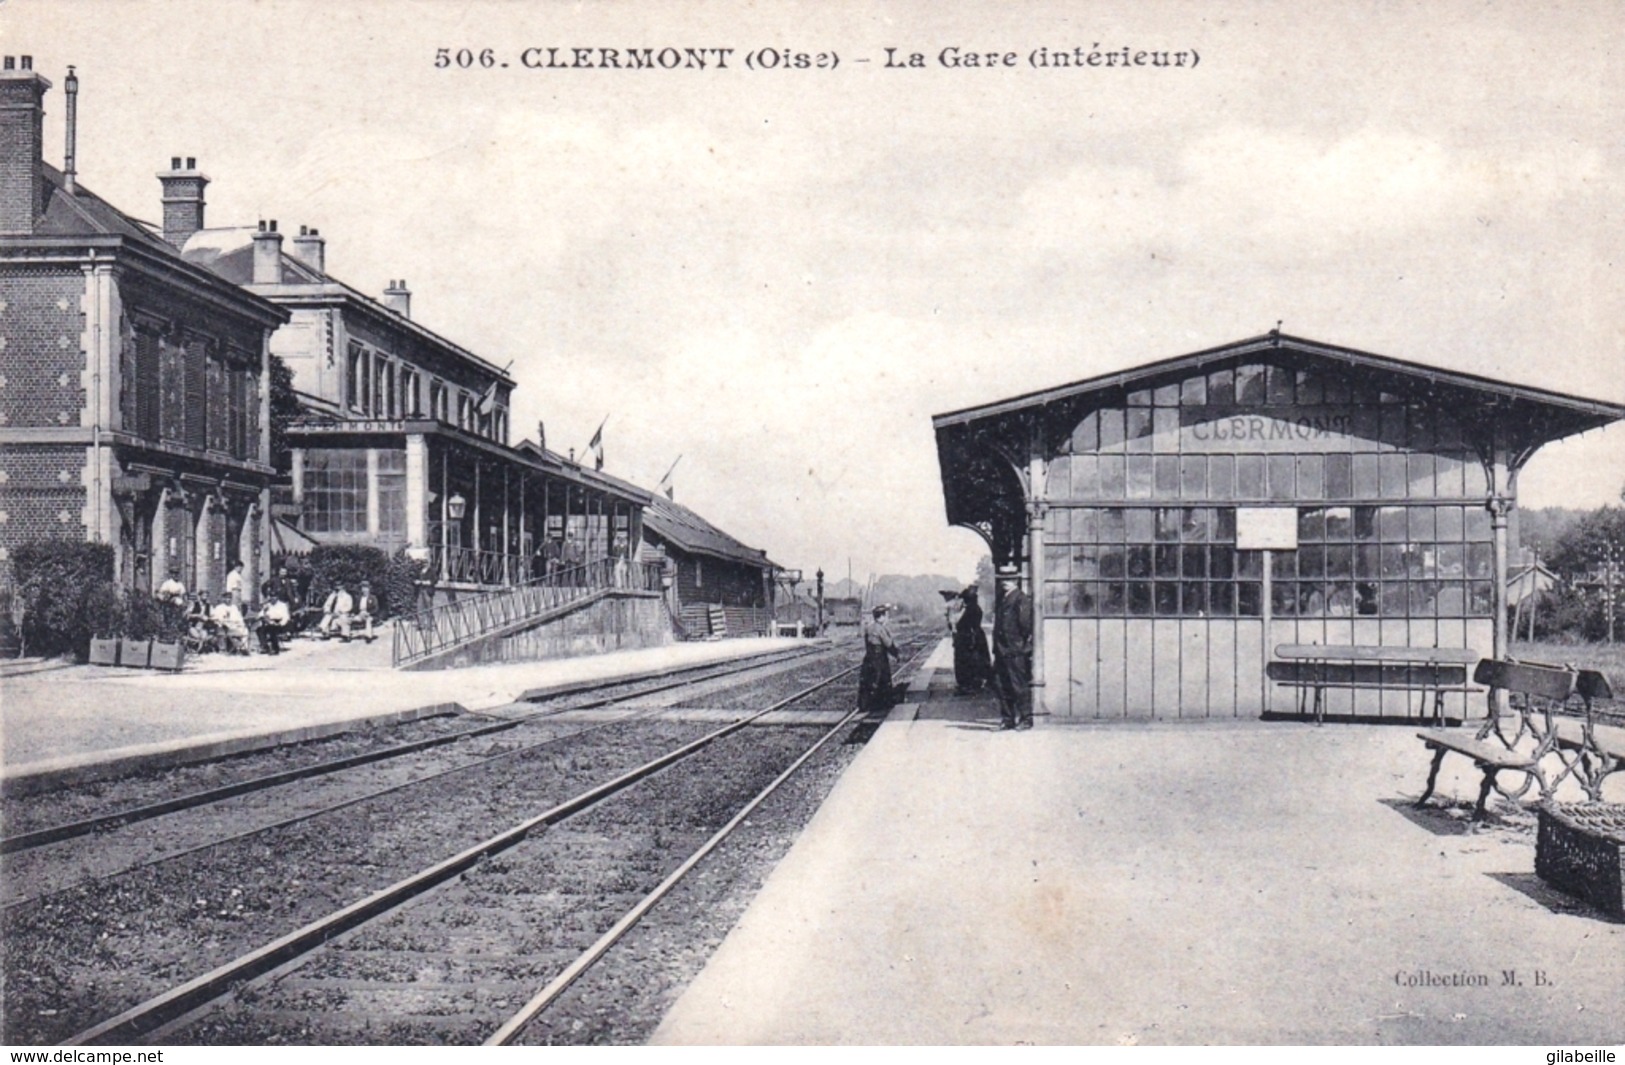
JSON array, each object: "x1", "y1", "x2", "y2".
[
  {"x1": 933, "y1": 333, "x2": 1625, "y2": 721},
  {"x1": 173, "y1": 180, "x2": 648, "y2": 596},
  {"x1": 0, "y1": 59, "x2": 286, "y2": 601},
  {"x1": 640, "y1": 493, "x2": 777, "y2": 637}
]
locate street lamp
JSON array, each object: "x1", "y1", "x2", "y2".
[{"x1": 446, "y1": 492, "x2": 467, "y2": 521}]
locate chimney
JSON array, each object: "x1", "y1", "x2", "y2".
[
  {"x1": 157, "y1": 156, "x2": 209, "y2": 248},
  {"x1": 0, "y1": 56, "x2": 52, "y2": 235},
  {"x1": 62, "y1": 66, "x2": 77, "y2": 194},
  {"x1": 290, "y1": 224, "x2": 326, "y2": 275},
  {"x1": 383, "y1": 279, "x2": 411, "y2": 318},
  {"x1": 251, "y1": 219, "x2": 283, "y2": 285}
]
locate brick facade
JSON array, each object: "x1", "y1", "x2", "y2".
[{"x1": 0, "y1": 266, "x2": 85, "y2": 429}]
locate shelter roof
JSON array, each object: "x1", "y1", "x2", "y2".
[{"x1": 643, "y1": 494, "x2": 772, "y2": 569}]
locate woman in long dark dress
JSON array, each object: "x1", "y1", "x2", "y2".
[
  {"x1": 953, "y1": 586, "x2": 992, "y2": 694},
  {"x1": 858, "y1": 604, "x2": 901, "y2": 715}
]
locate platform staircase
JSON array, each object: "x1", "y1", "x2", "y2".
[{"x1": 391, "y1": 557, "x2": 652, "y2": 668}]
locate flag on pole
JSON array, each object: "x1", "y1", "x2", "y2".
[
  {"x1": 476, "y1": 379, "x2": 499, "y2": 416},
  {"x1": 656, "y1": 455, "x2": 681, "y2": 501},
  {"x1": 587, "y1": 415, "x2": 607, "y2": 471}
]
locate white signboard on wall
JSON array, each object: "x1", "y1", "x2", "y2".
[{"x1": 1236, "y1": 507, "x2": 1299, "y2": 550}]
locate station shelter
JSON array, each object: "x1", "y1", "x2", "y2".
[{"x1": 932, "y1": 334, "x2": 1625, "y2": 721}]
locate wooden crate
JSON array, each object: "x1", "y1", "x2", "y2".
[{"x1": 1536, "y1": 803, "x2": 1625, "y2": 919}]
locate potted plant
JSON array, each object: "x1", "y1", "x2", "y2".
[
  {"x1": 85, "y1": 581, "x2": 123, "y2": 666},
  {"x1": 148, "y1": 597, "x2": 188, "y2": 671},
  {"x1": 120, "y1": 592, "x2": 157, "y2": 668}
]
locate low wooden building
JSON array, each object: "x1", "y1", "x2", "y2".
[
  {"x1": 640, "y1": 495, "x2": 775, "y2": 637},
  {"x1": 933, "y1": 333, "x2": 1625, "y2": 721}
]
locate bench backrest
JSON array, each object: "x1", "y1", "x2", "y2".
[
  {"x1": 1471, "y1": 659, "x2": 1577, "y2": 702},
  {"x1": 1274, "y1": 644, "x2": 1479, "y2": 665}
]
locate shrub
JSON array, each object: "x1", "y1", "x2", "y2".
[
  {"x1": 11, "y1": 540, "x2": 115, "y2": 659},
  {"x1": 304, "y1": 544, "x2": 428, "y2": 619}
]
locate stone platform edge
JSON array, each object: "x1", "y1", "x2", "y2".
[
  {"x1": 0, "y1": 701, "x2": 466, "y2": 798},
  {"x1": 513, "y1": 641, "x2": 830, "y2": 703}
]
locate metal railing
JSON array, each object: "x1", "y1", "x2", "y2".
[{"x1": 392, "y1": 557, "x2": 664, "y2": 667}]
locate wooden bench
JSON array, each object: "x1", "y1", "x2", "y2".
[
  {"x1": 1415, "y1": 659, "x2": 1577, "y2": 820},
  {"x1": 1270, "y1": 644, "x2": 1481, "y2": 725},
  {"x1": 1531, "y1": 668, "x2": 1622, "y2": 803}
]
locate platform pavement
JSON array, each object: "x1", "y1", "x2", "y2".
[
  {"x1": 0, "y1": 632, "x2": 815, "y2": 794},
  {"x1": 653, "y1": 643, "x2": 1625, "y2": 1045}
]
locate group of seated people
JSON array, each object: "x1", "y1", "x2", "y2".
[{"x1": 161, "y1": 568, "x2": 379, "y2": 657}]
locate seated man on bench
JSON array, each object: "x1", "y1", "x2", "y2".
[{"x1": 319, "y1": 585, "x2": 354, "y2": 640}]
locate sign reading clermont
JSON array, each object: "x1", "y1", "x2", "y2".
[{"x1": 932, "y1": 333, "x2": 1625, "y2": 722}]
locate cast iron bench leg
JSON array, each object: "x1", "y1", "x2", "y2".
[
  {"x1": 1417, "y1": 745, "x2": 1448, "y2": 806},
  {"x1": 1472, "y1": 765, "x2": 1498, "y2": 821}
]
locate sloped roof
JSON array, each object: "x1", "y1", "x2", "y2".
[
  {"x1": 181, "y1": 227, "x2": 515, "y2": 386},
  {"x1": 30, "y1": 162, "x2": 175, "y2": 252},
  {"x1": 643, "y1": 494, "x2": 771, "y2": 569}
]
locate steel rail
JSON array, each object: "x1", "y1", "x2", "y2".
[
  {"x1": 486, "y1": 638, "x2": 933, "y2": 1045},
  {"x1": 2, "y1": 645, "x2": 826, "y2": 856},
  {"x1": 62, "y1": 659, "x2": 864, "y2": 1047}
]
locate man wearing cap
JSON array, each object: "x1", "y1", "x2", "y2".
[
  {"x1": 858, "y1": 604, "x2": 901, "y2": 715},
  {"x1": 992, "y1": 566, "x2": 1033, "y2": 730}
]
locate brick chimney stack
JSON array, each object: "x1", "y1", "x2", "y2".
[
  {"x1": 157, "y1": 156, "x2": 209, "y2": 248},
  {"x1": 0, "y1": 56, "x2": 52, "y2": 235},
  {"x1": 251, "y1": 219, "x2": 284, "y2": 285},
  {"x1": 383, "y1": 279, "x2": 411, "y2": 319},
  {"x1": 290, "y1": 224, "x2": 326, "y2": 275}
]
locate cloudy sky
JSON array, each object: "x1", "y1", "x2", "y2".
[{"x1": 7, "y1": 0, "x2": 1622, "y2": 581}]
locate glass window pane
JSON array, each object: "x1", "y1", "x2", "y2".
[
  {"x1": 1154, "y1": 455, "x2": 1180, "y2": 495},
  {"x1": 1071, "y1": 455, "x2": 1100, "y2": 499},
  {"x1": 1274, "y1": 581, "x2": 1301, "y2": 616},
  {"x1": 1468, "y1": 543, "x2": 1492, "y2": 579},
  {"x1": 1153, "y1": 408, "x2": 1179, "y2": 446},
  {"x1": 1409, "y1": 582, "x2": 1438, "y2": 616},
  {"x1": 1100, "y1": 455, "x2": 1126, "y2": 498},
  {"x1": 1071, "y1": 582, "x2": 1099, "y2": 617},
  {"x1": 1469, "y1": 581, "x2": 1494, "y2": 616},
  {"x1": 1210, "y1": 546, "x2": 1235, "y2": 580},
  {"x1": 1237, "y1": 582, "x2": 1262, "y2": 616},
  {"x1": 1236, "y1": 364, "x2": 1267, "y2": 404},
  {"x1": 1324, "y1": 506, "x2": 1353, "y2": 541},
  {"x1": 1209, "y1": 582, "x2": 1235, "y2": 616},
  {"x1": 1155, "y1": 544, "x2": 1179, "y2": 578},
  {"x1": 1208, "y1": 367, "x2": 1235, "y2": 405},
  {"x1": 1044, "y1": 546, "x2": 1072, "y2": 580},
  {"x1": 1326, "y1": 453, "x2": 1353, "y2": 498},
  {"x1": 1127, "y1": 456, "x2": 1155, "y2": 499},
  {"x1": 1380, "y1": 581, "x2": 1408, "y2": 616},
  {"x1": 1098, "y1": 546, "x2": 1125, "y2": 579},
  {"x1": 1356, "y1": 581, "x2": 1379, "y2": 616},
  {"x1": 1298, "y1": 508, "x2": 1326, "y2": 542},
  {"x1": 1437, "y1": 543, "x2": 1465, "y2": 578},
  {"x1": 1126, "y1": 408, "x2": 1154, "y2": 450},
  {"x1": 1297, "y1": 454, "x2": 1324, "y2": 500},
  {"x1": 1237, "y1": 455, "x2": 1266, "y2": 499},
  {"x1": 1379, "y1": 453, "x2": 1409, "y2": 497},
  {"x1": 1100, "y1": 582, "x2": 1126, "y2": 615},
  {"x1": 1268, "y1": 455, "x2": 1295, "y2": 501},
  {"x1": 1327, "y1": 545, "x2": 1353, "y2": 579},
  {"x1": 1182, "y1": 582, "x2": 1207, "y2": 616},
  {"x1": 1044, "y1": 582, "x2": 1070, "y2": 614},
  {"x1": 1353, "y1": 454, "x2": 1380, "y2": 496},
  {"x1": 1436, "y1": 582, "x2": 1467, "y2": 617},
  {"x1": 1274, "y1": 550, "x2": 1298, "y2": 580},
  {"x1": 1354, "y1": 505, "x2": 1377, "y2": 541},
  {"x1": 1127, "y1": 388, "x2": 1153, "y2": 407},
  {"x1": 1266, "y1": 365, "x2": 1295, "y2": 405},
  {"x1": 1181, "y1": 507, "x2": 1212, "y2": 542},
  {"x1": 1181, "y1": 545, "x2": 1208, "y2": 578},
  {"x1": 1408, "y1": 506, "x2": 1436, "y2": 543},
  {"x1": 1298, "y1": 546, "x2": 1324, "y2": 578},
  {"x1": 1181, "y1": 376, "x2": 1207, "y2": 406},
  {"x1": 1128, "y1": 582, "x2": 1153, "y2": 615},
  {"x1": 1074, "y1": 508, "x2": 1100, "y2": 544},
  {"x1": 1378, "y1": 506, "x2": 1407, "y2": 541},
  {"x1": 1295, "y1": 369, "x2": 1323, "y2": 405},
  {"x1": 1126, "y1": 546, "x2": 1153, "y2": 578},
  {"x1": 1098, "y1": 408, "x2": 1125, "y2": 449},
  {"x1": 1464, "y1": 505, "x2": 1491, "y2": 541},
  {"x1": 1407, "y1": 454, "x2": 1435, "y2": 498},
  {"x1": 1214, "y1": 508, "x2": 1237, "y2": 542},
  {"x1": 1463, "y1": 459, "x2": 1490, "y2": 498},
  {"x1": 1433, "y1": 453, "x2": 1464, "y2": 498},
  {"x1": 1155, "y1": 582, "x2": 1180, "y2": 616},
  {"x1": 1072, "y1": 412, "x2": 1100, "y2": 452},
  {"x1": 1209, "y1": 455, "x2": 1235, "y2": 500},
  {"x1": 1154, "y1": 382, "x2": 1180, "y2": 406},
  {"x1": 1436, "y1": 505, "x2": 1463, "y2": 541},
  {"x1": 1100, "y1": 509, "x2": 1126, "y2": 542},
  {"x1": 1356, "y1": 543, "x2": 1380, "y2": 578},
  {"x1": 1180, "y1": 455, "x2": 1207, "y2": 499},
  {"x1": 1237, "y1": 550, "x2": 1263, "y2": 579}
]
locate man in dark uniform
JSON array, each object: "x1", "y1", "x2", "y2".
[{"x1": 992, "y1": 565, "x2": 1033, "y2": 730}]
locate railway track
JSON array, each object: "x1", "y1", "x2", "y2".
[
  {"x1": 1, "y1": 644, "x2": 830, "y2": 856},
  {"x1": 54, "y1": 637, "x2": 930, "y2": 1046}
]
